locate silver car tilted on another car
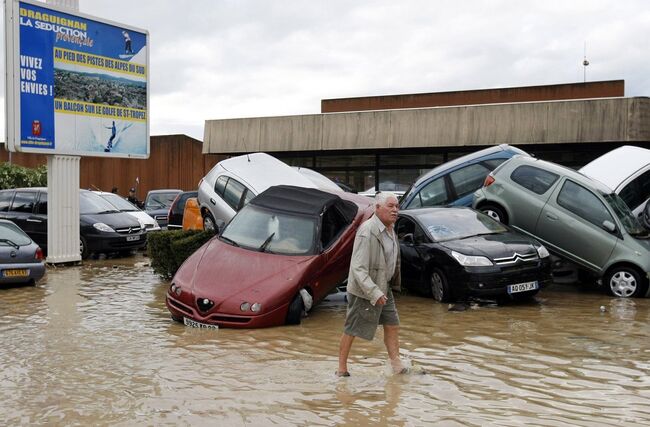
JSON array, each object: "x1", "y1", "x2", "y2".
[
  {"x1": 473, "y1": 155, "x2": 650, "y2": 298},
  {"x1": 197, "y1": 153, "x2": 317, "y2": 232}
]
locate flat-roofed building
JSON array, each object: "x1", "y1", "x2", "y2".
[{"x1": 203, "y1": 80, "x2": 650, "y2": 193}]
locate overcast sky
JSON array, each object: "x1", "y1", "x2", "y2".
[{"x1": 2, "y1": 0, "x2": 649, "y2": 141}]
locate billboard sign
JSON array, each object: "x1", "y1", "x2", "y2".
[{"x1": 4, "y1": 0, "x2": 150, "y2": 158}]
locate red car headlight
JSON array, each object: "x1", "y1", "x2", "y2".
[{"x1": 170, "y1": 283, "x2": 182, "y2": 296}]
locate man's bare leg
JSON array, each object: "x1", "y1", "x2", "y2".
[
  {"x1": 338, "y1": 333, "x2": 355, "y2": 375},
  {"x1": 383, "y1": 325, "x2": 405, "y2": 373}
]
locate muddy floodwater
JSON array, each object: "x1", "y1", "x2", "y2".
[{"x1": 1, "y1": 254, "x2": 649, "y2": 426}]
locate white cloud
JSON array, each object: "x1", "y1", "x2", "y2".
[{"x1": 2, "y1": 0, "x2": 649, "y2": 141}]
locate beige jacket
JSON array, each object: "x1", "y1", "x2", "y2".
[{"x1": 346, "y1": 215, "x2": 401, "y2": 305}]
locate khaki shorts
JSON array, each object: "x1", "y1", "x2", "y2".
[{"x1": 343, "y1": 290, "x2": 400, "y2": 341}]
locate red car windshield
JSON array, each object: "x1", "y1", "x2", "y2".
[{"x1": 220, "y1": 205, "x2": 316, "y2": 255}]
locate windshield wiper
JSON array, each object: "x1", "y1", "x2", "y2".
[
  {"x1": 0, "y1": 238, "x2": 20, "y2": 249},
  {"x1": 258, "y1": 232, "x2": 275, "y2": 252},
  {"x1": 219, "y1": 235, "x2": 239, "y2": 247}
]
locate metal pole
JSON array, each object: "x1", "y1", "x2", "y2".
[{"x1": 45, "y1": 0, "x2": 81, "y2": 263}]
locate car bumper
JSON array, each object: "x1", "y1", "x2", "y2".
[
  {"x1": 166, "y1": 292, "x2": 289, "y2": 328},
  {"x1": 84, "y1": 231, "x2": 147, "y2": 254},
  {"x1": 0, "y1": 262, "x2": 46, "y2": 284},
  {"x1": 449, "y1": 258, "x2": 553, "y2": 298}
]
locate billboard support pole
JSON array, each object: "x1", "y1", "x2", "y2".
[
  {"x1": 45, "y1": 0, "x2": 81, "y2": 264},
  {"x1": 46, "y1": 155, "x2": 81, "y2": 263}
]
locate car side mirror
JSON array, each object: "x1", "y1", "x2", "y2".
[
  {"x1": 402, "y1": 233, "x2": 415, "y2": 245},
  {"x1": 215, "y1": 219, "x2": 225, "y2": 234},
  {"x1": 643, "y1": 200, "x2": 650, "y2": 230},
  {"x1": 602, "y1": 220, "x2": 616, "y2": 234}
]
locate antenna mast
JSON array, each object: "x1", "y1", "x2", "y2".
[{"x1": 582, "y1": 41, "x2": 589, "y2": 83}]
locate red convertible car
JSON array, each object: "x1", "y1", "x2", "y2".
[{"x1": 166, "y1": 185, "x2": 374, "y2": 328}]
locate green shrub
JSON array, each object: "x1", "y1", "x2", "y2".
[
  {"x1": 147, "y1": 229, "x2": 216, "y2": 279},
  {"x1": 0, "y1": 162, "x2": 47, "y2": 189}
]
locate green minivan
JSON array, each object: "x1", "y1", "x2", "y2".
[{"x1": 473, "y1": 156, "x2": 650, "y2": 298}]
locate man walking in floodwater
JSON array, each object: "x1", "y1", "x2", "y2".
[{"x1": 337, "y1": 192, "x2": 406, "y2": 376}]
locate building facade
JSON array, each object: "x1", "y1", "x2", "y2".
[{"x1": 203, "y1": 80, "x2": 650, "y2": 193}]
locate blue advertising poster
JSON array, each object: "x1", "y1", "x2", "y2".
[{"x1": 10, "y1": 0, "x2": 149, "y2": 157}]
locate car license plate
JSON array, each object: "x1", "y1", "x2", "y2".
[
  {"x1": 2, "y1": 269, "x2": 29, "y2": 277},
  {"x1": 126, "y1": 235, "x2": 140, "y2": 242},
  {"x1": 183, "y1": 317, "x2": 219, "y2": 330},
  {"x1": 507, "y1": 281, "x2": 538, "y2": 294}
]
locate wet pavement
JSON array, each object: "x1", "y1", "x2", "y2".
[{"x1": 1, "y1": 253, "x2": 649, "y2": 426}]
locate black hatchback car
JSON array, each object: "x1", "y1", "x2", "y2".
[
  {"x1": 396, "y1": 207, "x2": 553, "y2": 302},
  {"x1": 0, "y1": 188, "x2": 146, "y2": 259}
]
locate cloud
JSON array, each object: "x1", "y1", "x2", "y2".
[{"x1": 2, "y1": 0, "x2": 649, "y2": 141}]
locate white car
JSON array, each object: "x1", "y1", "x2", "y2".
[
  {"x1": 579, "y1": 145, "x2": 650, "y2": 219},
  {"x1": 358, "y1": 181, "x2": 410, "y2": 199},
  {"x1": 197, "y1": 153, "x2": 317, "y2": 231},
  {"x1": 94, "y1": 191, "x2": 161, "y2": 232},
  {"x1": 292, "y1": 166, "x2": 342, "y2": 193}
]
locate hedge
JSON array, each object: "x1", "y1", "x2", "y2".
[
  {"x1": 0, "y1": 163, "x2": 47, "y2": 189},
  {"x1": 147, "y1": 229, "x2": 216, "y2": 280}
]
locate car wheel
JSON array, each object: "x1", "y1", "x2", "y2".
[
  {"x1": 286, "y1": 292, "x2": 304, "y2": 325},
  {"x1": 203, "y1": 214, "x2": 217, "y2": 233},
  {"x1": 480, "y1": 204, "x2": 507, "y2": 224},
  {"x1": 430, "y1": 268, "x2": 453, "y2": 303},
  {"x1": 80, "y1": 237, "x2": 89, "y2": 259},
  {"x1": 605, "y1": 266, "x2": 648, "y2": 298}
]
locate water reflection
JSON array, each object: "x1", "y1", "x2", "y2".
[{"x1": 0, "y1": 254, "x2": 649, "y2": 425}]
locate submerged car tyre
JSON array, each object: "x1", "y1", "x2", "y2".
[
  {"x1": 479, "y1": 204, "x2": 508, "y2": 224},
  {"x1": 80, "y1": 237, "x2": 89, "y2": 259},
  {"x1": 431, "y1": 268, "x2": 452, "y2": 303},
  {"x1": 203, "y1": 213, "x2": 217, "y2": 233},
  {"x1": 286, "y1": 293, "x2": 305, "y2": 325},
  {"x1": 605, "y1": 266, "x2": 648, "y2": 298}
]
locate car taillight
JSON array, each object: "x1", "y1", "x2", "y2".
[
  {"x1": 35, "y1": 247, "x2": 44, "y2": 261},
  {"x1": 483, "y1": 175, "x2": 495, "y2": 187}
]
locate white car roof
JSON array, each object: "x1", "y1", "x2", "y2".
[
  {"x1": 579, "y1": 145, "x2": 650, "y2": 191},
  {"x1": 219, "y1": 153, "x2": 317, "y2": 193},
  {"x1": 292, "y1": 166, "x2": 342, "y2": 193}
]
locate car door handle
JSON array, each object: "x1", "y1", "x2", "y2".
[
  {"x1": 26, "y1": 218, "x2": 42, "y2": 223},
  {"x1": 545, "y1": 213, "x2": 558, "y2": 221},
  {"x1": 210, "y1": 198, "x2": 216, "y2": 205}
]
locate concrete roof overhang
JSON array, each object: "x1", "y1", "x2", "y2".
[{"x1": 203, "y1": 96, "x2": 650, "y2": 154}]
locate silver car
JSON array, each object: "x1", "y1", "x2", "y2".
[
  {"x1": 473, "y1": 156, "x2": 650, "y2": 298},
  {"x1": 0, "y1": 219, "x2": 46, "y2": 286},
  {"x1": 197, "y1": 153, "x2": 317, "y2": 232}
]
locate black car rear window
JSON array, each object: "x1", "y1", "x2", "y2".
[
  {"x1": 11, "y1": 191, "x2": 38, "y2": 213},
  {"x1": 511, "y1": 165, "x2": 559, "y2": 195},
  {"x1": 0, "y1": 191, "x2": 13, "y2": 212}
]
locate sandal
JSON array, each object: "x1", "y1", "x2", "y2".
[{"x1": 335, "y1": 371, "x2": 351, "y2": 377}]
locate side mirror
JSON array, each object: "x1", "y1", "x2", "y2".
[
  {"x1": 602, "y1": 220, "x2": 616, "y2": 234},
  {"x1": 215, "y1": 219, "x2": 225, "y2": 234},
  {"x1": 401, "y1": 233, "x2": 415, "y2": 245},
  {"x1": 642, "y1": 200, "x2": 650, "y2": 230}
]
